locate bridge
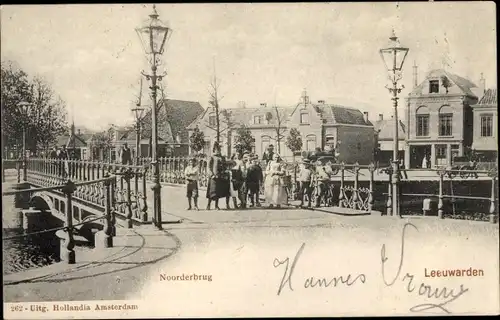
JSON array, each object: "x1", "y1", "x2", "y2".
[{"x1": 2, "y1": 157, "x2": 498, "y2": 266}]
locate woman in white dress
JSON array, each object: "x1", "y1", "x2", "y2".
[{"x1": 264, "y1": 153, "x2": 288, "y2": 208}]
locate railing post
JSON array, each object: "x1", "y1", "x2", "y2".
[
  {"x1": 124, "y1": 169, "x2": 134, "y2": 229},
  {"x1": 438, "y1": 168, "x2": 445, "y2": 219},
  {"x1": 17, "y1": 160, "x2": 21, "y2": 183},
  {"x1": 368, "y1": 162, "x2": 375, "y2": 212},
  {"x1": 386, "y1": 167, "x2": 392, "y2": 216},
  {"x1": 338, "y1": 162, "x2": 345, "y2": 208},
  {"x1": 103, "y1": 175, "x2": 113, "y2": 248},
  {"x1": 141, "y1": 165, "x2": 148, "y2": 222},
  {"x1": 62, "y1": 180, "x2": 77, "y2": 264},
  {"x1": 489, "y1": 169, "x2": 497, "y2": 224},
  {"x1": 353, "y1": 163, "x2": 359, "y2": 209}
]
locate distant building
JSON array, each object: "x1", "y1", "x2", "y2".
[
  {"x1": 373, "y1": 113, "x2": 406, "y2": 165},
  {"x1": 54, "y1": 124, "x2": 92, "y2": 159},
  {"x1": 117, "y1": 99, "x2": 204, "y2": 159},
  {"x1": 405, "y1": 68, "x2": 481, "y2": 168},
  {"x1": 187, "y1": 90, "x2": 375, "y2": 164},
  {"x1": 471, "y1": 87, "x2": 497, "y2": 161}
]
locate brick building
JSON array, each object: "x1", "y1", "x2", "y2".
[{"x1": 187, "y1": 91, "x2": 375, "y2": 164}]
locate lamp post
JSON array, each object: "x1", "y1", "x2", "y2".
[
  {"x1": 131, "y1": 106, "x2": 145, "y2": 165},
  {"x1": 136, "y1": 4, "x2": 172, "y2": 229},
  {"x1": 19, "y1": 101, "x2": 32, "y2": 181},
  {"x1": 379, "y1": 30, "x2": 409, "y2": 217}
]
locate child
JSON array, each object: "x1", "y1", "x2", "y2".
[
  {"x1": 246, "y1": 155, "x2": 263, "y2": 207},
  {"x1": 298, "y1": 159, "x2": 313, "y2": 208},
  {"x1": 184, "y1": 158, "x2": 199, "y2": 210}
]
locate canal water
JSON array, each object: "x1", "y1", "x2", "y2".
[{"x1": 2, "y1": 189, "x2": 60, "y2": 275}]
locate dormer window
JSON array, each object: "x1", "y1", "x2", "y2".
[
  {"x1": 254, "y1": 115, "x2": 263, "y2": 124},
  {"x1": 429, "y1": 80, "x2": 439, "y2": 93},
  {"x1": 300, "y1": 112, "x2": 309, "y2": 124}
]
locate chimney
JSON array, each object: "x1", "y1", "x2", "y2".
[
  {"x1": 317, "y1": 100, "x2": 325, "y2": 104},
  {"x1": 363, "y1": 112, "x2": 369, "y2": 123},
  {"x1": 260, "y1": 102, "x2": 267, "y2": 108},
  {"x1": 413, "y1": 60, "x2": 418, "y2": 88},
  {"x1": 479, "y1": 73, "x2": 486, "y2": 95},
  {"x1": 378, "y1": 114, "x2": 383, "y2": 121}
]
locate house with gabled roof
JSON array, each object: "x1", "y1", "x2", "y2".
[
  {"x1": 405, "y1": 68, "x2": 481, "y2": 168},
  {"x1": 187, "y1": 90, "x2": 375, "y2": 164},
  {"x1": 471, "y1": 87, "x2": 497, "y2": 161},
  {"x1": 116, "y1": 99, "x2": 204, "y2": 158},
  {"x1": 373, "y1": 113, "x2": 406, "y2": 165}
]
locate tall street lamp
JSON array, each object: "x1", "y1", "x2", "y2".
[
  {"x1": 136, "y1": 4, "x2": 172, "y2": 229},
  {"x1": 131, "y1": 105, "x2": 145, "y2": 165},
  {"x1": 19, "y1": 101, "x2": 32, "y2": 181},
  {"x1": 379, "y1": 29, "x2": 409, "y2": 217}
]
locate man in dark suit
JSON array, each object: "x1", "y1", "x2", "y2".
[
  {"x1": 120, "y1": 143, "x2": 132, "y2": 165},
  {"x1": 262, "y1": 144, "x2": 275, "y2": 165},
  {"x1": 246, "y1": 154, "x2": 263, "y2": 207}
]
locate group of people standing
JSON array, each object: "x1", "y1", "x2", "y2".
[{"x1": 183, "y1": 143, "x2": 291, "y2": 211}]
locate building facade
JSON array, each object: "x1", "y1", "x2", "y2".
[
  {"x1": 373, "y1": 113, "x2": 406, "y2": 166},
  {"x1": 471, "y1": 87, "x2": 498, "y2": 161},
  {"x1": 187, "y1": 91, "x2": 375, "y2": 164},
  {"x1": 405, "y1": 69, "x2": 482, "y2": 168}
]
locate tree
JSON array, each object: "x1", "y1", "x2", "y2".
[
  {"x1": 204, "y1": 60, "x2": 233, "y2": 147},
  {"x1": 189, "y1": 125, "x2": 205, "y2": 155},
  {"x1": 441, "y1": 76, "x2": 453, "y2": 94},
  {"x1": 265, "y1": 106, "x2": 287, "y2": 153},
  {"x1": 89, "y1": 130, "x2": 113, "y2": 161},
  {"x1": 1, "y1": 60, "x2": 67, "y2": 155},
  {"x1": 234, "y1": 125, "x2": 254, "y2": 156},
  {"x1": 286, "y1": 128, "x2": 303, "y2": 158}
]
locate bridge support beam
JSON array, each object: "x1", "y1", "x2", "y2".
[
  {"x1": 22, "y1": 208, "x2": 42, "y2": 233},
  {"x1": 13, "y1": 182, "x2": 31, "y2": 210}
]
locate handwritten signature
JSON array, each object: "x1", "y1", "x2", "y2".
[
  {"x1": 273, "y1": 242, "x2": 366, "y2": 296},
  {"x1": 381, "y1": 222, "x2": 469, "y2": 314},
  {"x1": 273, "y1": 222, "x2": 469, "y2": 314}
]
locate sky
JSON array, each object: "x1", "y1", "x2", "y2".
[{"x1": 1, "y1": 2, "x2": 497, "y2": 131}]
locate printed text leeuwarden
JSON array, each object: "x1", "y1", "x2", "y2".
[{"x1": 424, "y1": 268, "x2": 484, "y2": 278}]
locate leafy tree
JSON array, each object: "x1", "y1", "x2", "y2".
[
  {"x1": 1, "y1": 60, "x2": 67, "y2": 156},
  {"x1": 234, "y1": 125, "x2": 254, "y2": 156},
  {"x1": 189, "y1": 125, "x2": 205, "y2": 155},
  {"x1": 286, "y1": 128, "x2": 303, "y2": 157}
]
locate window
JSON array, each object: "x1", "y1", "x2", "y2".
[
  {"x1": 481, "y1": 114, "x2": 493, "y2": 137},
  {"x1": 429, "y1": 80, "x2": 439, "y2": 93},
  {"x1": 253, "y1": 115, "x2": 263, "y2": 124},
  {"x1": 306, "y1": 135, "x2": 316, "y2": 151},
  {"x1": 416, "y1": 114, "x2": 429, "y2": 136},
  {"x1": 439, "y1": 113, "x2": 453, "y2": 136},
  {"x1": 81, "y1": 149, "x2": 87, "y2": 160},
  {"x1": 435, "y1": 144, "x2": 447, "y2": 166},
  {"x1": 300, "y1": 112, "x2": 309, "y2": 124},
  {"x1": 208, "y1": 115, "x2": 216, "y2": 126}
]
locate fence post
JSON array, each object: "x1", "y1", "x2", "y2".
[
  {"x1": 103, "y1": 175, "x2": 113, "y2": 247},
  {"x1": 17, "y1": 160, "x2": 21, "y2": 183},
  {"x1": 353, "y1": 163, "x2": 359, "y2": 209},
  {"x1": 338, "y1": 162, "x2": 345, "y2": 208},
  {"x1": 141, "y1": 164, "x2": 149, "y2": 222},
  {"x1": 438, "y1": 168, "x2": 445, "y2": 219},
  {"x1": 62, "y1": 180, "x2": 77, "y2": 264},
  {"x1": 124, "y1": 169, "x2": 134, "y2": 229},
  {"x1": 489, "y1": 169, "x2": 497, "y2": 224},
  {"x1": 368, "y1": 162, "x2": 375, "y2": 212},
  {"x1": 386, "y1": 168, "x2": 392, "y2": 216}
]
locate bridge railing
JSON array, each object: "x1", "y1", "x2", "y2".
[
  {"x1": 25, "y1": 158, "x2": 150, "y2": 225},
  {"x1": 2, "y1": 176, "x2": 117, "y2": 264}
]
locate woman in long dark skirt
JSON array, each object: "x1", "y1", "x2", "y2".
[{"x1": 206, "y1": 143, "x2": 231, "y2": 210}]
